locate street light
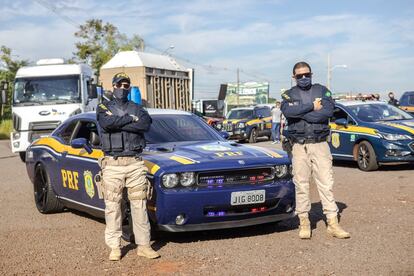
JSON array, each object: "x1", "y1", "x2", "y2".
[
  {"x1": 327, "y1": 54, "x2": 347, "y2": 90},
  {"x1": 161, "y1": 45, "x2": 175, "y2": 55}
]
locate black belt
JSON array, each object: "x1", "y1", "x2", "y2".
[{"x1": 291, "y1": 137, "x2": 327, "y2": 145}]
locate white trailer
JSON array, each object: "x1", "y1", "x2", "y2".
[{"x1": 10, "y1": 59, "x2": 98, "y2": 161}]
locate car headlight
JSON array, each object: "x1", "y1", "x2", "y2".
[
  {"x1": 377, "y1": 131, "x2": 413, "y2": 141},
  {"x1": 274, "y1": 165, "x2": 289, "y2": 178},
  {"x1": 216, "y1": 123, "x2": 222, "y2": 130},
  {"x1": 237, "y1": 122, "x2": 245, "y2": 128},
  {"x1": 180, "y1": 172, "x2": 195, "y2": 187},
  {"x1": 12, "y1": 132, "x2": 20, "y2": 140},
  {"x1": 162, "y1": 173, "x2": 179, "y2": 188}
]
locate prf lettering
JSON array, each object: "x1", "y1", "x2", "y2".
[
  {"x1": 215, "y1": 151, "x2": 243, "y2": 157},
  {"x1": 61, "y1": 169, "x2": 79, "y2": 190}
]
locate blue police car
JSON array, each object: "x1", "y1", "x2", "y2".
[
  {"x1": 25, "y1": 109, "x2": 295, "y2": 234},
  {"x1": 329, "y1": 101, "x2": 414, "y2": 171}
]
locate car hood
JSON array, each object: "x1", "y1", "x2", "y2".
[
  {"x1": 222, "y1": 119, "x2": 249, "y2": 125},
  {"x1": 364, "y1": 119, "x2": 414, "y2": 136},
  {"x1": 143, "y1": 141, "x2": 289, "y2": 175}
]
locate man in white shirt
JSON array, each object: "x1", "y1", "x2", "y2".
[{"x1": 271, "y1": 101, "x2": 282, "y2": 144}]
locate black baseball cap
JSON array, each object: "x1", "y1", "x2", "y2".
[{"x1": 112, "y1": 72, "x2": 130, "y2": 84}]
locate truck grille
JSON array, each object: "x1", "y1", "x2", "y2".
[
  {"x1": 197, "y1": 167, "x2": 275, "y2": 187},
  {"x1": 224, "y1": 123, "x2": 234, "y2": 132},
  {"x1": 409, "y1": 142, "x2": 414, "y2": 152},
  {"x1": 29, "y1": 121, "x2": 61, "y2": 131}
]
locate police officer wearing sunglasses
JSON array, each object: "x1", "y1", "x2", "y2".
[
  {"x1": 96, "y1": 72, "x2": 160, "y2": 261},
  {"x1": 281, "y1": 62, "x2": 350, "y2": 240}
]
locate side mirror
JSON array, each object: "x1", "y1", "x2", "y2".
[
  {"x1": 87, "y1": 82, "x2": 98, "y2": 99},
  {"x1": 335, "y1": 118, "x2": 348, "y2": 127},
  {"x1": 71, "y1": 138, "x2": 93, "y2": 154},
  {"x1": 219, "y1": 131, "x2": 230, "y2": 140}
]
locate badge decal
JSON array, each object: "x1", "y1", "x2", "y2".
[
  {"x1": 84, "y1": 170, "x2": 95, "y2": 199},
  {"x1": 331, "y1": 133, "x2": 340, "y2": 148},
  {"x1": 198, "y1": 145, "x2": 232, "y2": 151}
]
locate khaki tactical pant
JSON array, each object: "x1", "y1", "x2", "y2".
[
  {"x1": 291, "y1": 142, "x2": 338, "y2": 218},
  {"x1": 100, "y1": 156, "x2": 151, "y2": 249}
]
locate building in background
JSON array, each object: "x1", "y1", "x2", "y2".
[
  {"x1": 100, "y1": 51, "x2": 193, "y2": 111},
  {"x1": 225, "y1": 81, "x2": 269, "y2": 110}
]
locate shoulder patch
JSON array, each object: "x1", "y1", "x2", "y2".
[
  {"x1": 325, "y1": 90, "x2": 332, "y2": 97},
  {"x1": 99, "y1": 103, "x2": 108, "y2": 110},
  {"x1": 282, "y1": 92, "x2": 291, "y2": 100}
]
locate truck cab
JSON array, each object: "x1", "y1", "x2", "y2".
[
  {"x1": 11, "y1": 59, "x2": 98, "y2": 161},
  {"x1": 399, "y1": 91, "x2": 414, "y2": 115}
]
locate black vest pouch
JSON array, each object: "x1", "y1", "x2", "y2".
[
  {"x1": 101, "y1": 133, "x2": 112, "y2": 152},
  {"x1": 109, "y1": 132, "x2": 124, "y2": 151}
]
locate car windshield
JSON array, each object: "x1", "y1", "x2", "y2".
[
  {"x1": 145, "y1": 114, "x2": 222, "y2": 143},
  {"x1": 348, "y1": 103, "x2": 413, "y2": 122},
  {"x1": 13, "y1": 75, "x2": 80, "y2": 106},
  {"x1": 227, "y1": 109, "x2": 253, "y2": 119}
]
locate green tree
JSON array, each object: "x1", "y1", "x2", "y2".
[
  {"x1": 0, "y1": 46, "x2": 29, "y2": 119},
  {"x1": 73, "y1": 19, "x2": 145, "y2": 81}
]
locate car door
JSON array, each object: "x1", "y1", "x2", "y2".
[
  {"x1": 329, "y1": 107, "x2": 357, "y2": 159},
  {"x1": 55, "y1": 120, "x2": 105, "y2": 210}
]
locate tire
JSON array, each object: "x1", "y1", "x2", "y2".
[
  {"x1": 34, "y1": 163, "x2": 64, "y2": 213},
  {"x1": 19, "y1": 152, "x2": 26, "y2": 162},
  {"x1": 248, "y1": 128, "x2": 258, "y2": 143},
  {"x1": 356, "y1": 141, "x2": 379, "y2": 171}
]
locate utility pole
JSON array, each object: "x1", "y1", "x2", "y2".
[
  {"x1": 327, "y1": 53, "x2": 331, "y2": 90},
  {"x1": 237, "y1": 68, "x2": 240, "y2": 105}
]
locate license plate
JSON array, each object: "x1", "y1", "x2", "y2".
[{"x1": 230, "y1": 190, "x2": 265, "y2": 206}]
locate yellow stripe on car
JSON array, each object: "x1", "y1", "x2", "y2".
[
  {"x1": 330, "y1": 123, "x2": 378, "y2": 136},
  {"x1": 33, "y1": 137, "x2": 104, "y2": 159},
  {"x1": 381, "y1": 123, "x2": 414, "y2": 135},
  {"x1": 247, "y1": 145, "x2": 283, "y2": 158},
  {"x1": 169, "y1": 155, "x2": 197, "y2": 164}
]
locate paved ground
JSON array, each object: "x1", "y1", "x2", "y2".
[{"x1": 0, "y1": 139, "x2": 413, "y2": 275}]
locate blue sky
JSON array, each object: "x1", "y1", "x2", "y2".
[{"x1": 0, "y1": 0, "x2": 413, "y2": 100}]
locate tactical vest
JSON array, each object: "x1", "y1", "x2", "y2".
[
  {"x1": 286, "y1": 84, "x2": 330, "y2": 142},
  {"x1": 100, "y1": 101, "x2": 148, "y2": 156}
]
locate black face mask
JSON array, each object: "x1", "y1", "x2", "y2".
[
  {"x1": 297, "y1": 77, "x2": 312, "y2": 90},
  {"x1": 113, "y1": 88, "x2": 129, "y2": 102}
]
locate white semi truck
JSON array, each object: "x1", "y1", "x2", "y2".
[{"x1": 11, "y1": 59, "x2": 99, "y2": 161}]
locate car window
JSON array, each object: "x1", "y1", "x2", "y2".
[
  {"x1": 332, "y1": 107, "x2": 356, "y2": 125},
  {"x1": 56, "y1": 120, "x2": 77, "y2": 144},
  {"x1": 145, "y1": 114, "x2": 221, "y2": 143},
  {"x1": 256, "y1": 107, "x2": 271, "y2": 118},
  {"x1": 227, "y1": 109, "x2": 253, "y2": 119},
  {"x1": 71, "y1": 121, "x2": 100, "y2": 148},
  {"x1": 408, "y1": 95, "x2": 414, "y2": 105},
  {"x1": 349, "y1": 104, "x2": 413, "y2": 122}
]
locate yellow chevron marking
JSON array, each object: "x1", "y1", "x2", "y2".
[
  {"x1": 33, "y1": 137, "x2": 104, "y2": 159},
  {"x1": 169, "y1": 155, "x2": 196, "y2": 164},
  {"x1": 247, "y1": 145, "x2": 283, "y2": 158},
  {"x1": 382, "y1": 123, "x2": 414, "y2": 135}
]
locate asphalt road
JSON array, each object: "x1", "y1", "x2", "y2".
[{"x1": 0, "y1": 139, "x2": 413, "y2": 275}]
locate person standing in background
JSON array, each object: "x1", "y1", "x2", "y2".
[{"x1": 271, "y1": 101, "x2": 282, "y2": 144}]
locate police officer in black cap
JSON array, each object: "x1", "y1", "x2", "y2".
[
  {"x1": 281, "y1": 61, "x2": 350, "y2": 240},
  {"x1": 96, "y1": 72, "x2": 160, "y2": 261}
]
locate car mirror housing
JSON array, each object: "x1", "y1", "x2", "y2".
[
  {"x1": 71, "y1": 138, "x2": 93, "y2": 154},
  {"x1": 335, "y1": 118, "x2": 348, "y2": 128},
  {"x1": 219, "y1": 131, "x2": 230, "y2": 140}
]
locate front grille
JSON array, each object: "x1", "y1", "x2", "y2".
[
  {"x1": 409, "y1": 142, "x2": 414, "y2": 152},
  {"x1": 224, "y1": 123, "x2": 233, "y2": 132},
  {"x1": 29, "y1": 130, "x2": 52, "y2": 142},
  {"x1": 29, "y1": 121, "x2": 61, "y2": 131},
  {"x1": 197, "y1": 167, "x2": 275, "y2": 187}
]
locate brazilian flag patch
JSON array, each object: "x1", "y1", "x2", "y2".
[{"x1": 325, "y1": 90, "x2": 332, "y2": 97}]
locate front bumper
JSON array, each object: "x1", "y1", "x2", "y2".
[
  {"x1": 157, "y1": 211, "x2": 294, "y2": 232},
  {"x1": 376, "y1": 140, "x2": 414, "y2": 163},
  {"x1": 153, "y1": 180, "x2": 295, "y2": 232},
  {"x1": 228, "y1": 129, "x2": 248, "y2": 140}
]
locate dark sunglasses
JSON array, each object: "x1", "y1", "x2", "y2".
[
  {"x1": 294, "y1": 73, "x2": 312, "y2": 79},
  {"x1": 114, "y1": 82, "x2": 131, "y2": 89}
]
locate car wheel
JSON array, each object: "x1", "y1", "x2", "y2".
[
  {"x1": 19, "y1": 151, "x2": 26, "y2": 162},
  {"x1": 34, "y1": 163, "x2": 64, "y2": 213},
  {"x1": 248, "y1": 128, "x2": 258, "y2": 143},
  {"x1": 356, "y1": 141, "x2": 379, "y2": 171}
]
